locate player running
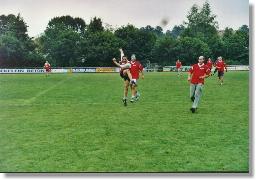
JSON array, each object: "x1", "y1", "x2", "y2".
[
  {"x1": 43, "y1": 61, "x2": 51, "y2": 77},
  {"x1": 215, "y1": 56, "x2": 227, "y2": 85},
  {"x1": 188, "y1": 56, "x2": 211, "y2": 113},
  {"x1": 206, "y1": 58, "x2": 213, "y2": 73},
  {"x1": 129, "y1": 54, "x2": 144, "y2": 103},
  {"x1": 176, "y1": 59, "x2": 182, "y2": 76}
]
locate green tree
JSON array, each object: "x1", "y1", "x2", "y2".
[
  {"x1": 175, "y1": 37, "x2": 211, "y2": 65},
  {"x1": 40, "y1": 16, "x2": 86, "y2": 66},
  {"x1": 80, "y1": 31, "x2": 123, "y2": 66},
  {"x1": 115, "y1": 25, "x2": 157, "y2": 63},
  {"x1": 166, "y1": 25, "x2": 185, "y2": 39},
  {"x1": 0, "y1": 14, "x2": 41, "y2": 67},
  {"x1": 152, "y1": 36, "x2": 177, "y2": 65},
  {"x1": 182, "y1": 2, "x2": 219, "y2": 58},
  {"x1": 88, "y1": 17, "x2": 104, "y2": 33},
  {"x1": 222, "y1": 26, "x2": 249, "y2": 64}
]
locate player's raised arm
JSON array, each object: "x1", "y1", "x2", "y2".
[
  {"x1": 119, "y1": 48, "x2": 124, "y2": 59},
  {"x1": 112, "y1": 58, "x2": 121, "y2": 67}
]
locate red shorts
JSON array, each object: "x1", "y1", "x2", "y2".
[{"x1": 45, "y1": 69, "x2": 51, "y2": 72}]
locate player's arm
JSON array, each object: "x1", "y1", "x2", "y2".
[
  {"x1": 140, "y1": 70, "x2": 144, "y2": 79},
  {"x1": 119, "y1": 48, "x2": 124, "y2": 58},
  {"x1": 112, "y1": 58, "x2": 121, "y2": 67},
  {"x1": 139, "y1": 64, "x2": 144, "y2": 79},
  {"x1": 112, "y1": 58, "x2": 131, "y2": 70},
  {"x1": 199, "y1": 73, "x2": 210, "y2": 79},
  {"x1": 199, "y1": 69, "x2": 211, "y2": 79},
  {"x1": 225, "y1": 63, "x2": 227, "y2": 72},
  {"x1": 188, "y1": 67, "x2": 193, "y2": 81},
  {"x1": 188, "y1": 72, "x2": 192, "y2": 81}
]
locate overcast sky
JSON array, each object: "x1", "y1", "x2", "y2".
[{"x1": 0, "y1": 0, "x2": 249, "y2": 37}]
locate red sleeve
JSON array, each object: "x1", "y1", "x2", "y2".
[
  {"x1": 206, "y1": 68, "x2": 211, "y2": 75},
  {"x1": 189, "y1": 66, "x2": 193, "y2": 73}
]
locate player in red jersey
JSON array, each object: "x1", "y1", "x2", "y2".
[
  {"x1": 129, "y1": 54, "x2": 144, "y2": 102},
  {"x1": 176, "y1": 59, "x2": 182, "y2": 76},
  {"x1": 215, "y1": 56, "x2": 227, "y2": 85},
  {"x1": 188, "y1": 56, "x2": 211, "y2": 113},
  {"x1": 206, "y1": 58, "x2": 213, "y2": 72},
  {"x1": 43, "y1": 61, "x2": 51, "y2": 77}
]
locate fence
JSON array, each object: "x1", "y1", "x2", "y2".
[
  {"x1": 145, "y1": 65, "x2": 249, "y2": 72},
  {"x1": 0, "y1": 65, "x2": 249, "y2": 74}
]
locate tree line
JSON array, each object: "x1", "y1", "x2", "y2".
[{"x1": 0, "y1": 2, "x2": 249, "y2": 68}]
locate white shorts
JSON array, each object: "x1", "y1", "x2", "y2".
[{"x1": 131, "y1": 79, "x2": 138, "y2": 85}]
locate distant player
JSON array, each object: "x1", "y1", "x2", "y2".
[
  {"x1": 206, "y1": 58, "x2": 213, "y2": 72},
  {"x1": 129, "y1": 54, "x2": 144, "y2": 102},
  {"x1": 188, "y1": 56, "x2": 211, "y2": 113},
  {"x1": 43, "y1": 61, "x2": 51, "y2": 77},
  {"x1": 215, "y1": 56, "x2": 227, "y2": 85},
  {"x1": 176, "y1": 59, "x2": 182, "y2": 76}
]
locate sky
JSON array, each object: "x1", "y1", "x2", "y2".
[{"x1": 0, "y1": 0, "x2": 250, "y2": 37}]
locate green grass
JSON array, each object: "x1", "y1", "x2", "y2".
[{"x1": 0, "y1": 72, "x2": 249, "y2": 172}]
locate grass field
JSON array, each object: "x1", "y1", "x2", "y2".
[{"x1": 0, "y1": 71, "x2": 249, "y2": 172}]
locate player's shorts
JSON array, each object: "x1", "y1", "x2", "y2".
[
  {"x1": 45, "y1": 69, "x2": 51, "y2": 72},
  {"x1": 120, "y1": 72, "x2": 130, "y2": 81},
  {"x1": 130, "y1": 79, "x2": 138, "y2": 86},
  {"x1": 218, "y1": 71, "x2": 224, "y2": 77}
]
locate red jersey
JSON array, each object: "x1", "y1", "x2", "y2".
[
  {"x1": 189, "y1": 63, "x2": 211, "y2": 84},
  {"x1": 176, "y1": 61, "x2": 182, "y2": 68},
  {"x1": 130, "y1": 60, "x2": 143, "y2": 79},
  {"x1": 206, "y1": 60, "x2": 213, "y2": 69},
  {"x1": 44, "y1": 63, "x2": 51, "y2": 70},
  {"x1": 215, "y1": 60, "x2": 226, "y2": 72}
]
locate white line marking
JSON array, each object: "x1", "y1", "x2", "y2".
[{"x1": 23, "y1": 77, "x2": 70, "y2": 105}]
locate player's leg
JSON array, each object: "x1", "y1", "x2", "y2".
[
  {"x1": 190, "y1": 84, "x2": 196, "y2": 102},
  {"x1": 191, "y1": 84, "x2": 203, "y2": 113},
  {"x1": 135, "y1": 90, "x2": 140, "y2": 101},
  {"x1": 218, "y1": 71, "x2": 224, "y2": 85},
  {"x1": 217, "y1": 71, "x2": 221, "y2": 83},
  {"x1": 122, "y1": 80, "x2": 129, "y2": 106},
  {"x1": 213, "y1": 68, "x2": 217, "y2": 75},
  {"x1": 130, "y1": 80, "x2": 137, "y2": 102},
  {"x1": 220, "y1": 73, "x2": 224, "y2": 85},
  {"x1": 178, "y1": 68, "x2": 181, "y2": 76},
  {"x1": 134, "y1": 80, "x2": 140, "y2": 101},
  {"x1": 124, "y1": 69, "x2": 133, "y2": 82}
]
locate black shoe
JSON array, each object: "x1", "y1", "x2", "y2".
[
  {"x1": 122, "y1": 99, "x2": 127, "y2": 106},
  {"x1": 191, "y1": 97, "x2": 195, "y2": 102},
  {"x1": 190, "y1": 108, "x2": 196, "y2": 113}
]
